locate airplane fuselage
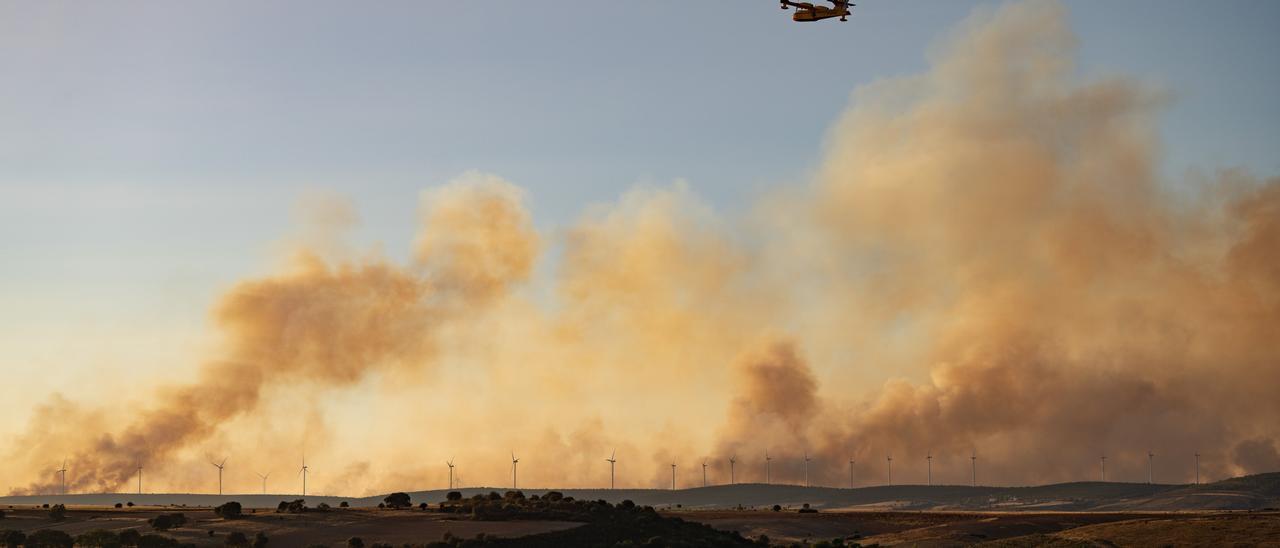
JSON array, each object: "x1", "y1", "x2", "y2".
[{"x1": 792, "y1": 6, "x2": 850, "y2": 22}]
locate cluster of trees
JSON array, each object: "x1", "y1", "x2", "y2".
[
  {"x1": 147, "y1": 513, "x2": 187, "y2": 531},
  {"x1": 424, "y1": 494, "x2": 762, "y2": 547},
  {"x1": 214, "y1": 501, "x2": 243, "y2": 520},
  {"x1": 0, "y1": 528, "x2": 201, "y2": 548}
]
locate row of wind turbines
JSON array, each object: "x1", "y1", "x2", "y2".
[
  {"x1": 447, "y1": 447, "x2": 1201, "y2": 492},
  {"x1": 48, "y1": 448, "x2": 1203, "y2": 495}
]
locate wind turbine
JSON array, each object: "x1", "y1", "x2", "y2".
[
  {"x1": 210, "y1": 458, "x2": 227, "y2": 495},
  {"x1": 1147, "y1": 450, "x2": 1154, "y2": 484},
  {"x1": 447, "y1": 458, "x2": 456, "y2": 490},
  {"x1": 1100, "y1": 455, "x2": 1107, "y2": 482},
  {"x1": 57, "y1": 459, "x2": 68, "y2": 495},
  {"x1": 299, "y1": 457, "x2": 309, "y2": 496},
  {"x1": 1194, "y1": 452, "x2": 1200, "y2": 485},
  {"x1": 256, "y1": 472, "x2": 270, "y2": 495},
  {"x1": 765, "y1": 449, "x2": 772, "y2": 485},
  {"x1": 671, "y1": 462, "x2": 677, "y2": 491},
  {"x1": 729, "y1": 455, "x2": 737, "y2": 485},
  {"x1": 702, "y1": 459, "x2": 708, "y2": 488},
  {"x1": 136, "y1": 461, "x2": 143, "y2": 495},
  {"x1": 886, "y1": 454, "x2": 893, "y2": 486},
  {"x1": 511, "y1": 452, "x2": 519, "y2": 490},
  {"x1": 605, "y1": 450, "x2": 616, "y2": 490},
  {"x1": 848, "y1": 457, "x2": 855, "y2": 489},
  {"x1": 926, "y1": 451, "x2": 933, "y2": 486},
  {"x1": 970, "y1": 450, "x2": 977, "y2": 487},
  {"x1": 803, "y1": 452, "x2": 811, "y2": 487}
]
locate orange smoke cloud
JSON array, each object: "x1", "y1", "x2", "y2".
[{"x1": 5, "y1": 1, "x2": 1277, "y2": 495}]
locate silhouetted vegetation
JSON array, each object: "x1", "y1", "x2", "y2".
[
  {"x1": 0, "y1": 530, "x2": 25, "y2": 548},
  {"x1": 339, "y1": 501, "x2": 350, "y2": 508},
  {"x1": 384, "y1": 492, "x2": 412, "y2": 509},
  {"x1": 252, "y1": 532, "x2": 269, "y2": 548},
  {"x1": 115, "y1": 502, "x2": 124, "y2": 508},
  {"x1": 346, "y1": 537, "x2": 364, "y2": 548},
  {"x1": 23, "y1": 528, "x2": 74, "y2": 548},
  {"x1": 224, "y1": 531, "x2": 249, "y2": 547},
  {"x1": 214, "y1": 501, "x2": 243, "y2": 519},
  {"x1": 446, "y1": 491, "x2": 463, "y2": 502},
  {"x1": 431, "y1": 493, "x2": 757, "y2": 547},
  {"x1": 119, "y1": 529, "x2": 142, "y2": 546},
  {"x1": 276, "y1": 499, "x2": 308, "y2": 513},
  {"x1": 147, "y1": 512, "x2": 187, "y2": 531},
  {"x1": 74, "y1": 529, "x2": 122, "y2": 547},
  {"x1": 48, "y1": 503, "x2": 67, "y2": 521}
]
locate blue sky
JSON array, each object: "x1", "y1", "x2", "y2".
[{"x1": 1, "y1": 1, "x2": 1278, "y2": 411}]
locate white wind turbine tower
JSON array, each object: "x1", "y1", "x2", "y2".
[
  {"x1": 1147, "y1": 450, "x2": 1154, "y2": 484},
  {"x1": 57, "y1": 459, "x2": 68, "y2": 495},
  {"x1": 1100, "y1": 455, "x2": 1107, "y2": 482},
  {"x1": 1194, "y1": 451, "x2": 1200, "y2": 485},
  {"x1": 886, "y1": 454, "x2": 893, "y2": 486},
  {"x1": 926, "y1": 451, "x2": 933, "y2": 486},
  {"x1": 511, "y1": 452, "x2": 520, "y2": 490},
  {"x1": 671, "y1": 462, "x2": 677, "y2": 491},
  {"x1": 702, "y1": 459, "x2": 708, "y2": 488},
  {"x1": 970, "y1": 450, "x2": 977, "y2": 487},
  {"x1": 765, "y1": 449, "x2": 772, "y2": 485},
  {"x1": 447, "y1": 458, "x2": 456, "y2": 490},
  {"x1": 136, "y1": 460, "x2": 144, "y2": 495},
  {"x1": 803, "y1": 452, "x2": 811, "y2": 487},
  {"x1": 299, "y1": 457, "x2": 310, "y2": 496},
  {"x1": 606, "y1": 450, "x2": 616, "y2": 490},
  {"x1": 210, "y1": 458, "x2": 227, "y2": 495},
  {"x1": 848, "y1": 457, "x2": 855, "y2": 489},
  {"x1": 256, "y1": 472, "x2": 270, "y2": 495},
  {"x1": 729, "y1": 455, "x2": 737, "y2": 485}
]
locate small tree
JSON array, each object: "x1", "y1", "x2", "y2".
[
  {"x1": 224, "y1": 531, "x2": 249, "y2": 547},
  {"x1": 339, "y1": 501, "x2": 349, "y2": 508},
  {"x1": 346, "y1": 537, "x2": 364, "y2": 548},
  {"x1": 383, "y1": 492, "x2": 411, "y2": 509},
  {"x1": 49, "y1": 503, "x2": 67, "y2": 521},
  {"x1": 214, "y1": 501, "x2": 243, "y2": 519},
  {"x1": 114, "y1": 503, "x2": 124, "y2": 509},
  {"x1": 126, "y1": 502, "x2": 135, "y2": 507},
  {"x1": 445, "y1": 491, "x2": 462, "y2": 502}
]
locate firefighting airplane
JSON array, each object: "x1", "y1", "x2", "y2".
[{"x1": 780, "y1": 0, "x2": 854, "y2": 22}]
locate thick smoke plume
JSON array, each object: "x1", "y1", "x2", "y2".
[{"x1": 5, "y1": 1, "x2": 1277, "y2": 494}]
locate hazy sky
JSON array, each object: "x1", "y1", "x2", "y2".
[{"x1": 2, "y1": 1, "x2": 1278, "y2": 493}]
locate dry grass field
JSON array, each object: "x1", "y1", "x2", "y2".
[{"x1": 672, "y1": 509, "x2": 1280, "y2": 546}]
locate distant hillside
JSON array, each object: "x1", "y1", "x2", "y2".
[{"x1": 4, "y1": 472, "x2": 1276, "y2": 512}]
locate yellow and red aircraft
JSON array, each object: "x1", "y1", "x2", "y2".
[{"x1": 780, "y1": 0, "x2": 854, "y2": 22}]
